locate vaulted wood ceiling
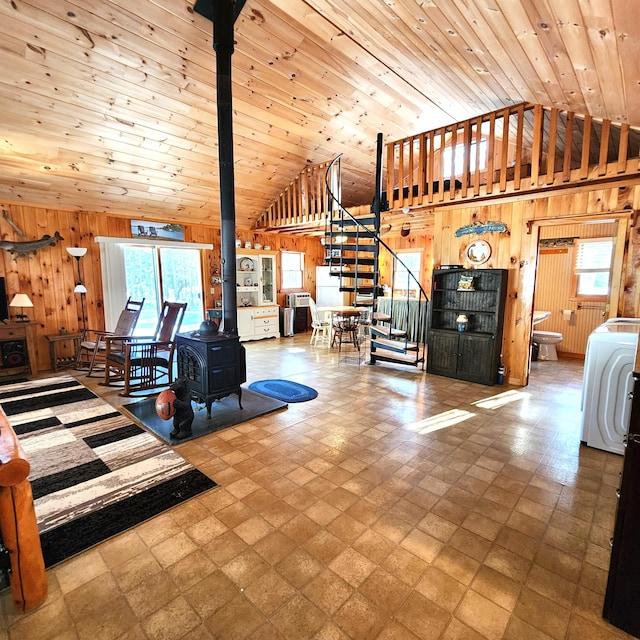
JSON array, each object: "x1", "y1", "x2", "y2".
[{"x1": 1, "y1": 0, "x2": 639, "y2": 230}]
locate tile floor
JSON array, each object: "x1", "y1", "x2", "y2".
[{"x1": 0, "y1": 335, "x2": 633, "y2": 640}]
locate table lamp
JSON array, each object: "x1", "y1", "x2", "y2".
[{"x1": 9, "y1": 293, "x2": 33, "y2": 322}]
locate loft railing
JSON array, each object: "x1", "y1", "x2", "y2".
[
  {"x1": 255, "y1": 160, "x2": 340, "y2": 230},
  {"x1": 386, "y1": 102, "x2": 640, "y2": 210},
  {"x1": 256, "y1": 103, "x2": 640, "y2": 230}
]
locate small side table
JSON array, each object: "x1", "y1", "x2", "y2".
[{"x1": 45, "y1": 333, "x2": 82, "y2": 372}]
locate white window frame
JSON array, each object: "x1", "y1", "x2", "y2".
[
  {"x1": 281, "y1": 250, "x2": 304, "y2": 290},
  {"x1": 95, "y1": 236, "x2": 212, "y2": 331},
  {"x1": 572, "y1": 237, "x2": 614, "y2": 301},
  {"x1": 393, "y1": 251, "x2": 422, "y2": 297}
]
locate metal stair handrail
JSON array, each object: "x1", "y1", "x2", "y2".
[{"x1": 324, "y1": 153, "x2": 429, "y2": 368}]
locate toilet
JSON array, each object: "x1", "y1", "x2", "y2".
[{"x1": 532, "y1": 330, "x2": 563, "y2": 361}]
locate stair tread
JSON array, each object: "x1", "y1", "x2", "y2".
[
  {"x1": 370, "y1": 325, "x2": 406, "y2": 338},
  {"x1": 372, "y1": 312, "x2": 391, "y2": 321},
  {"x1": 371, "y1": 337, "x2": 419, "y2": 351},
  {"x1": 371, "y1": 348, "x2": 423, "y2": 364},
  {"x1": 326, "y1": 256, "x2": 375, "y2": 262},
  {"x1": 333, "y1": 244, "x2": 376, "y2": 252}
]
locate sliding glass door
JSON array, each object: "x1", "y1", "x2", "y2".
[{"x1": 123, "y1": 245, "x2": 203, "y2": 333}]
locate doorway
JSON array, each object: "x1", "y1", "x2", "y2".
[{"x1": 529, "y1": 215, "x2": 630, "y2": 378}]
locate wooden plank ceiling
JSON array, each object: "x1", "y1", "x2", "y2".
[{"x1": 0, "y1": 0, "x2": 639, "y2": 230}]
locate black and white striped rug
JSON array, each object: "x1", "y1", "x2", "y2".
[{"x1": 0, "y1": 375, "x2": 217, "y2": 568}]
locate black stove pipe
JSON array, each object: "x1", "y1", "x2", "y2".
[{"x1": 212, "y1": 0, "x2": 238, "y2": 335}]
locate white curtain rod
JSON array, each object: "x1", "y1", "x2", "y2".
[{"x1": 94, "y1": 236, "x2": 213, "y2": 250}]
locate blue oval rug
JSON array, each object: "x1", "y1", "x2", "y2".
[{"x1": 248, "y1": 379, "x2": 318, "y2": 403}]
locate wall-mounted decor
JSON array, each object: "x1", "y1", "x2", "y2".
[
  {"x1": 1, "y1": 209, "x2": 63, "y2": 257},
  {"x1": 455, "y1": 221, "x2": 508, "y2": 237},
  {"x1": 539, "y1": 237, "x2": 576, "y2": 248},
  {"x1": 466, "y1": 240, "x2": 492, "y2": 265},
  {"x1": 0, "y1": 231, "x2": 64, "y2": 257},
  {"x1": 131, "y1": 220, "x2": 184, "y2": 241}
]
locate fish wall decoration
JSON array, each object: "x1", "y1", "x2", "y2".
[{"x1": 0, "y1": 231, "x2": 64, "y2": 256}]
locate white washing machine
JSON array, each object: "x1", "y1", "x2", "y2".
[{"x1": 581, "y1": 318, "x2": 640, "y2": 454}]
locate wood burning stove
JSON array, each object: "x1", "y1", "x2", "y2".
[{"x1": 176, "y1": 331, "x2": 246, "y2": 418}]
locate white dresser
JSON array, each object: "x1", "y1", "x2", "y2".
[{"x1": 237, "y1": 305, "x2": 280, "y2": 341}]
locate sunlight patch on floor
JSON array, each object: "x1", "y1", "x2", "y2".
[
  {"x1": 472, "y1": 389, "x2": 530, "y2": 409},
  {"x1": 406, "y1": 409, "x2": 476, "y2": 434}
]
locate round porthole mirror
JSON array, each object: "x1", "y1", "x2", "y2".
[{"x1": 466, "y1": 240, "x2": 491, "y2": 265}]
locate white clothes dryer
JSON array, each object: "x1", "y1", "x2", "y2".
[{"x1": 581, "y1": 318, "x2": 640, "y2": 454}]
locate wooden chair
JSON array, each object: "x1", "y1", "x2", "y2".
[
  {"x1": 333, "y1": 313, "x2": 361, "y2": 353},
  {"x1": 309, "y1": 298, "x2": 331, "y2": 346},
  {"x1": 101, "y1": 301, "x2": 187, "y2": 396},
  {"x1": 76, "y1": 297, "x2": 145, "y2": 377}
]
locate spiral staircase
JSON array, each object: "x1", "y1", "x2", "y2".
[{"x1": 322, "y1": 136, "x2": 429, "y2": 369}]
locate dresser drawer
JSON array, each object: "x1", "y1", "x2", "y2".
[
  {"x1": 253, "y1": 306, "x2": 278, "y2": 319},
  {"x1": 254, "y1": 316, "x2": 278, "y2": 329}
]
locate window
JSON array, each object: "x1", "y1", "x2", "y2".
[
  {"x1": 443, "y1": 140, "x2": 487, "y2": 178},
  {"x1": 281, "y1": 251, "x2": 304, "y2": 289},
  {"x1": 572, "y1": 238, "x2": 614, "y2": 301},
  {"x1": 97, "y1": 237, "x2": 210, "y2": 334},
  {"x1": 124, "y1": 246, "x2": 204, "y2": 333},
  {"x1": 393, "y1": 251, "x2": 422, "y2": 297}
]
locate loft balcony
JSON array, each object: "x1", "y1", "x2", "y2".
[{"x1": 256, "y1": 103, "x2": 640, "y2": 231}]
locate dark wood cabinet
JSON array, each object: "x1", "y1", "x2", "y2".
[
  {"x1": 427, "y1": 268, "x2": 508, "y2": 385},
  {"x1": 603, "y1": 369, "x2": 640, "y2": 635}
]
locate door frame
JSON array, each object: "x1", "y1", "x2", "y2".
[{"x1": 521, "y1": 211, "x2": 633, "y2": 385}]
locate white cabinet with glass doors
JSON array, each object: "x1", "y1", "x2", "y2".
[{"x1": 236, "y1": 249, "x2": 279, "y2": 341}]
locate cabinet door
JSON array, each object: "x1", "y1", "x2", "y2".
[
  {"x1": 427, "y1": 329, "x2": 459, "y2": 376},
  {"x1": 260, "y1": 254, "x2": 276, "y2": 305},
  {"x1": 457, "y1": 333, "x2": 495, "y2": 384},
  {"x1": 237, "y1": 308, "x2": 254, "y2": 340}
]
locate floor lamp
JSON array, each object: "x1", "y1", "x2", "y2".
[{"x1": 66, "y1": 247, "x2": 88, "y2": 336}]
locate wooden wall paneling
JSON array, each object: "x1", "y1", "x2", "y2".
[
  {"x1": 610, "y1": 217, "x2": 630, "y2": 317},
  {"x1": 505, "y1": 202, "x2": 526, "y2": 382},
  {"x1": 625, "y1": 218, "x2": 640, "y2": 317}
]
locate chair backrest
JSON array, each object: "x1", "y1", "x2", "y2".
[
  {"x1": 154, "y1": 301, "x2": 187, "y2": 343},
  {"x1": 113, "y1": 297, "x2": 145, "y2": 336},
  {"x1": 309, "y1": 298, "x2": 322, "y2": 325},
  {"x1": 337, "y1": 314, "x2": 359, "y2": 329}
]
